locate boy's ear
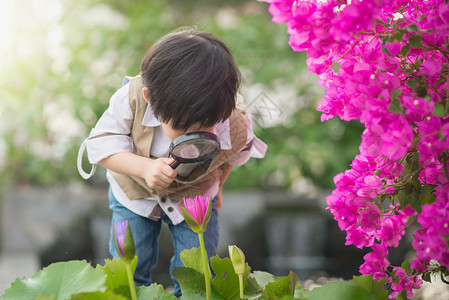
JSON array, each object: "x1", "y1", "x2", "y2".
[{"x1": 142, "y1": 87, "x2": 150, "y2": 104}]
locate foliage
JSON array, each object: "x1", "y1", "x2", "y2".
[
  {"x1": 266, "y1": 0, "x2": 449, "y2": 298},
  {"x1": 1, "y1": 208, "x2": 402, "y2": 299},
  {"x1": 0, "y1": 0, "x2": 361, "y2": 192},
  {"x1": 1, "y1": 248, "x2": 391, "y2": 300},
  {"x1": 2, "y1": 260, "x2": 107, "y2": 300}
]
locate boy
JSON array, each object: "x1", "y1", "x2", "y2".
[{"x1": 77, "y1": 28, "x2": 266, "y2": 296}]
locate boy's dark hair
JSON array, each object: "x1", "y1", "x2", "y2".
[{"x1": 141, "y1": 28, "x2": 241, "y2": 131}]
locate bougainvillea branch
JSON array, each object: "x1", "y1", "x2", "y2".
[{"x1": 266, "y1": 0, "x2": 449, "y2": 297}]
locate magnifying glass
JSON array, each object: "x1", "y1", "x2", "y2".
[{"x1": 169, "y1": 131, "x2": 221, "y2": 169}]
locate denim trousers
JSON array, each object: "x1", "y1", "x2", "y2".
[{"x1": 108, "y1": 188, "x2": 220, "y2": 297}]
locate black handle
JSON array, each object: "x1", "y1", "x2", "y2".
[{"x1": 170, "y1": 160, "x2": 181, "y2": 169}]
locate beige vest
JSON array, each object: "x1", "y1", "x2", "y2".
[{"x1": 110, "y1": 76, "x2": 248, "y2": 201}]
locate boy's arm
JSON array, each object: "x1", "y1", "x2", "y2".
[
  {"x1": 216, "y1": 163, "x2": 233, "y2": 209},
  {"x1": 99, "y1": 152, "x2": 177, "y2": 190},
  {"x1": 84, "y1": 83, "x2": 177, "y2": 189}
]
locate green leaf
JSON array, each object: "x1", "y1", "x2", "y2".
[
  {"x1": 250, "y1": 270, "x2": 281, "y2": 290},
  {"x1": 390, "y1": 89, "x2": 401, "y2": 100},
  {"x1": 71, "y1": 291, "x2": 126, "y2": 300},
  {"x1": 3, "y1": 261, "x2": 107, "y2": 300},
  {"x1": 245, "y1": 271, "x2": 289, "y2": 299},
  {"x1": 406, "y1": 78, "x2": 418, "y2": 89},
  {"x1": 172, "y1": 267, "x2": 227, "y2": 300},
  {"x1": 421, "y1": 185, "x2": 435, "y2": 204},
  {"x1": 410, "y1": 172, "x2": 420, "y2": 189},
  {"x1": 416, "y1": 83, "x2": 427, "y2": 98},
  {"x1": 392, "y1": 19, "x2": 405, "y2": 28},
  {"x1": 388, "y1": 98, "x2": 402, "y2": 114},
  {"x1": 407, "y1": 24, "x2": 419, "y2": 32},
  {"x1": 136, "y1": 284, "x2": 177, "y2": 300},
  {"x1": 332, "y1": 61, "x2": 341, "y2": 73},
  {"x1": 210, "y1": 256, "x2": 249, "y2": 300},
  {"x1": 433, "y1": 102, "x2": 446, "y2": 117},
  {"x1": 381, "y1": 48, "x2": 392, "y2": 57},
  {"x1": 261, "y1": 271, "x2": 298, "y2": 299},
  {"x1": 422, "y1": 272, "x2": 432, "y2": 283},
  {"x1": 351, "y1": 275, "x2": 388, "y2": 300},
  {"x1": 405, "y1": 153, "x2": 420, "y2": 173},
  {"x1": 243, "y1": 275, "x2": 264, "y2": 299},
  {"x1": 409, "y1": 34, "x2": 423, "y2": 48},
  {"x1": 111, "y1": 286, "x2": 131, "y2": 298},
  {"x1": 98, "y1": 256, "x2": 138, "y2": 290},
  {"x1": 401, "y1": 260, "x2": 410, "y2": 274},
  {"x1": 400, "y1": 44, "x2": 410, "y2": 56},
  {"x1": 180, "y1": 248, "x2": 204, "y2": 275},
  {"x1": 294, "y1": 283, "x2": 309, "y2": 300},
  {"x1": 397, "y1": 183, "x2": 416, "y2": 210},
  {"x1": 410, "y1": 190, "x2": 422, "y2": 213},
  {"x1": 307, "y1": 280, "x2": 377, "y2": 300}
]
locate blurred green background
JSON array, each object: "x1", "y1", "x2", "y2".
[{"x1": 0, "y1": 0, "x2": 364, "y2": 194}]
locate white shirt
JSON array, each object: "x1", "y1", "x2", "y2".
[{"x1": 78, "y1": 82, "x2": 267, "y2": 224}]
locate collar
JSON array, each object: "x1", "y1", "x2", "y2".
[{"x1": 142, "y1": 105, "x2": 161, "y2": 127}]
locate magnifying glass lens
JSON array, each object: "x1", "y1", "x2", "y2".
[
  {"x1": 172, "y1": 139, "x2": 217, "y2": 159},
  {"x1": 169, "y1": 132, "x2": 221, "y2": 169},
  {"x1": 176, "y1": 143, "x2": 200, "y2": 159}
]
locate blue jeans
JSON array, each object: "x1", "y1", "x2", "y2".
[{"x1": 108, "y1": 188, "x2": 220, "y2": 297}]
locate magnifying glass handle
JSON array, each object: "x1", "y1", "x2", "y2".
[{"x1": 170, "y1": 160, "x2": 181, "y2": 169}]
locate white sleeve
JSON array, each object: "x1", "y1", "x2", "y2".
[
  {"x1": 77, "y1": 83, "x2": 135, "y2": 179},
  {"x1": 85, "y1": 83, "x2": 134, "y2": 164}
]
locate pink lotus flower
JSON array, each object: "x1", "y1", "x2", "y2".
[
  {"x1": 177, "y1": 195, "x2": 212, "y2": 233},
  {"x1": 177, "y1": 195, "x2": 213, "y2": 299},
  {"x1": 113, "y1": 220, "x2": 137, "y2": 300}
]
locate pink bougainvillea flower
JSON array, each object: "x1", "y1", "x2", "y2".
[
  {"x1": 421, "y1": 60, "x2": 442, "y2": 77},
  {"x1": 113, "y1": 220, "x2": 136, "y2": 263},
  {"x1": 345, "y1": 224, "x2": 374, "y2": 249},
  {"x1": 417, "y1": 116, "x2": 447, "y2": 163},
  {"x1": 355, "y1": 175, "x2": 383, "y2": 200},
  {"x1": 375, "y1": 205, "x2": 416, "y2": 248},
  {"x1": 389, "y1": 267, "x2": 423, "y2": 299},
  {"x1": 266, "y1": 0, "x2": 449, "y2": 296},
  {"x1": 438, "y1": 3, "x2": 449, "y2": 24},
  {"x1": 359, "y1": 202, "x2": 381, "y2": 234},
  {"x1": 177, "y1": 195, "x2": 212, "y2": 233},
  {"x1": 359, "y1": 243, "x2": 389, "y2": 280},
  {"x1": 327, "y1": 194, "x2": 358, "y2": 230},
  {"x1": 410, "y1": 255, "x2": 429, "y2": 273}
]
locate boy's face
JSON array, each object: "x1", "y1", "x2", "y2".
[{"x1": 160, "y1": 121, "x2": 215, "y2": 141}]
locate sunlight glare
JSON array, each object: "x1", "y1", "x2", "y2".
[{"x1": 0, "y1": 0, "x2": 15, "y2": 57}]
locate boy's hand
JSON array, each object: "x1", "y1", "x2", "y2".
[
  {"x1": 144, "y1": 157, "x2": 177, "y2": 190},
  {"x1": 216, "y1": 190, "x2": 223, "y2": 210}
]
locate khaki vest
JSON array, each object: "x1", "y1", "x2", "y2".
[{"x1": 110, "y1": 76, "x2": 248, "y2": 201}]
